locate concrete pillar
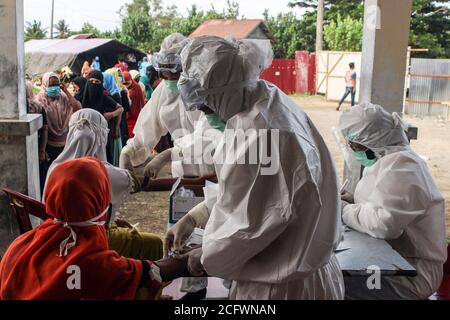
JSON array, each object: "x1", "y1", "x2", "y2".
[
  {"x1": 359, "y1": 0, "x2": 413, "y2": 113},
  {"x1": 0, "y1": 0, "x2": 42, "y2": 255}
]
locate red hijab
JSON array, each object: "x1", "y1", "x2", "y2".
[
  {"x1": 0, "y1": 157, "x2": 142, "y2": 300},
  {"x1": 123, "y1": 71, "x2": 146, "y2": 138}
]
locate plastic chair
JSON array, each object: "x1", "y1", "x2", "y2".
[{"x1": 0, "y1": 186, "x2": 51, "y2": 234}]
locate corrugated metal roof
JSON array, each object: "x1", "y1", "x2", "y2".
[{"x1": 190, "y1": 19, "x2": 269, "y2": 39}]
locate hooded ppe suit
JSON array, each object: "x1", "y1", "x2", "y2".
[
  {"x1": 120, "y1": 33, "x2": 216, "y2": 178},
  {"x1": 340, "y1": 103, "x2": 447, "y2": 300},
  {"x1": 178, "y1": 36, "x2": 345, "y2": 300}
]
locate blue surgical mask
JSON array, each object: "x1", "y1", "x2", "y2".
[
  {"x1": 206, "y1": 113, "x2": 226, "y2": 132},
  {"x1": 46, "y1": 86, "x2": 61, "y2": 98},
  {"x1": 353, "y1": 151, "x2": 377, "y2": 167},
  {"x1": 165, "y1": 80, "x2": 179, "y2": 93}
]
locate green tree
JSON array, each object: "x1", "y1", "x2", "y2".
[
  {"x1": 173, "y1": 2, "x2": 241, "y2": 36},
  {"x1": 289, "y1": 0, "x2": 449, "y2": 58},
  {"x1": 54, "y1": 19, "x2": 71, "y2": 39},
  {"x1": 323, "y1": 14, "x2": 363, "y2": 51},
  {"x1": 25, "y1": 20, "x2": 47, "y2": 41},
  {"x1": 409, "y1": 0, "x2": 449, "y2": 58},
  {"x1": 263, "y1": 10, "x2": 307, "y2": 58},
  {"x1": 120, "y1": 0, "x2": 173, "y2": 52},
  {"x1": 79, "y1": 22, "x2": 101, "y2": 38},
  {"x1": 289, "y1": 0, "x2": 364, "y2": 21}
]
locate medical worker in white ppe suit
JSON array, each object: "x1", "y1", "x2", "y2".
[
  {"x1": 340, "y1": 103, "x2": 447, "y2": 300},
  {"x1": 165, "y1": 36, "x2": 345, "y2": 300},
  {"x1": 119, "y1": 33, "x2": 219, "y2": 299},
  {"x1": 120, "y1": 33, "x2": 216, "y2": 179}
]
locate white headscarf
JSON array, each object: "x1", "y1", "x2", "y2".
[{"x1": 44, "y1": 109, "x2": 132, "y2": 218}]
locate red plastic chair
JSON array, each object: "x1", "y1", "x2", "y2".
[
  {"x1": 435, "y1": 244, "x2": 450, "y2": 299},
  {"x1": 0, "y1": 186, "x2": 51, "y2": 234}
]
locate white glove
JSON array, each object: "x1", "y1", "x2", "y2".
[
  {"x1": 144, "y1": 148, "x2": 172, "y2": 178},
  {"x1": 186, "y1": 247, "x2": 205, "y2": 277},
  {"x1": 164, "y1": 201, "x2": 209, "y2": 257},
  {"x1": 119, "y1": 145, "x2": 134, "y2": 171}
]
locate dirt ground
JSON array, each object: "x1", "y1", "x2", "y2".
[{"x1": 120, "y1": 95, "x2": 450, "y2": 238}]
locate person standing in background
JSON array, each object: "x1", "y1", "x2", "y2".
[
  {"x1": 91, "y1": 56, "x2": 101, "y2": 71},
  {"x1": 337, "y1": 62, "x2": 357, "y2": 111},
  {"x1": 81, "y1": 70, "x2": 124, "y2": 165},
  {"x1": 130, "y1": 70, "x2": 147, "y2": 99},
  {"x1": 33, "y1": 72, "x2": 81, "y2": 172},
  {"x1": 123, "y1": 71, "x2": 146, "y2": 139}
]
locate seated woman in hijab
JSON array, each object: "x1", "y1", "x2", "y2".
[
  {"x1": 0, "y1": 157, "x2": 188, "y2": 300},
  {"x1": 44, "y1": 108, "x2": 163, "y2": 265},
  {"x1": 82, "y1": 70, "x2": 123, "y2": 166}
]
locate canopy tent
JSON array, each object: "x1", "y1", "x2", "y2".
[{"x1": 25, "y1": 39, "x2": 147, "y2": 76}]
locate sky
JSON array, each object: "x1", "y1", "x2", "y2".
[{"x1": 24, "y1": 0, "x2": 304, "y2": 33}]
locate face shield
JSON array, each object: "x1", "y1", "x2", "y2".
[
  {"x1": 153, "y1": 53, "x2": 182, "y2": 73},
  {"x1": 178, "y1": 73, "x2": 207, "y2": 111}
]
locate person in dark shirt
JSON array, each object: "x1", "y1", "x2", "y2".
[{"x1": 81, "y1": 70, "x2": 123, "y2": 165}]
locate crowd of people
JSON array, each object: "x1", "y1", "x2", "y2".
[
  {"x1": 25, "y1": 54, "x2": 160, "y2": 190},
  {"x1": 0, "y1": 33, "x2": 447, "y2": 301}
]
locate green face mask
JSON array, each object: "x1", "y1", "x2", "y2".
[
  {"x1": 165, "y1": 80, "x2": 179, "y2": 93},
  {"x1": 353, "y1": 151, "x2": 377, "y2": 167},
  {"x1": 206, "y1": 113, "x2": 226, "y2": 132}
]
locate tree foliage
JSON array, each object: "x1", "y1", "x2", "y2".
[
  {"x1": 409, "y1": 0, "x2": 449, "y2": 58},
  {"x1": 79, "y1": 22, "x2": 102, "y2": 38},
  {"x1": 25, "y1": 20, "x2": 47, "y2": 41},
  {"x1": 289, "y1": 0, "x2": 449, "y2": 58},
  {"x1": 323, "y1": 14, "x2": 363, "y2": 51},
  {"x1": 54, "y1": 19, "x2": 71, "y2": 39},
  {"x1": 24, "y1": 0, "x2": 448, "y2": 59}
]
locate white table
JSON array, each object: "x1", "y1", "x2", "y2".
[{"x1": 336, "y1": 229, "x2": 417, "y2": 277}]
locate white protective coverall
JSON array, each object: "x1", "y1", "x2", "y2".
[
  {"x1": 121, "y1": 33, "x2": 215, "y2": 178},
  {"x1": 340, "y1": 103, "x2": 447, "y2": 300},
  {"x1": 178, "y1": 36, "x2": 345, "y2": 300}
]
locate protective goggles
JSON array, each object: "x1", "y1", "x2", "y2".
[{"x1": 153, "y1": 53, "x2": 182, "y2": 74}]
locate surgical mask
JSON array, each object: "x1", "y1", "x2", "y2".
[
  {"x1": 206, "y1": 113, "x2": 226, "y2": 132},
  {"x1": 46, "y1": 86, "x2": 61, "y2": 98},
  {"x1": 353, "y1": 151, "x2": 377, "y2": 167},
  {"x1": 165, "y1": 80, "x2": 180, "y2": 93}
]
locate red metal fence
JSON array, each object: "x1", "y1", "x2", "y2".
[{"x1": 260, "y1": 51, "x2": 316, "y2": 95}]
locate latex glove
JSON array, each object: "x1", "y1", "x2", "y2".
[
  {"x1": 120, "y1": 145, "x2": 134, "y2": 171},
  {"x1": 179, "y1": 247, "x2": 205, "y2": 277},
  {"x1": 341, "y1": 191, "x2": 354, "y2": 204},
  {"x1": 163, "y1": 201, "x2": 209, "y2": 258},
  {"x1": 144, "y1": 149, "x2": 172, "y2": 178}
]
